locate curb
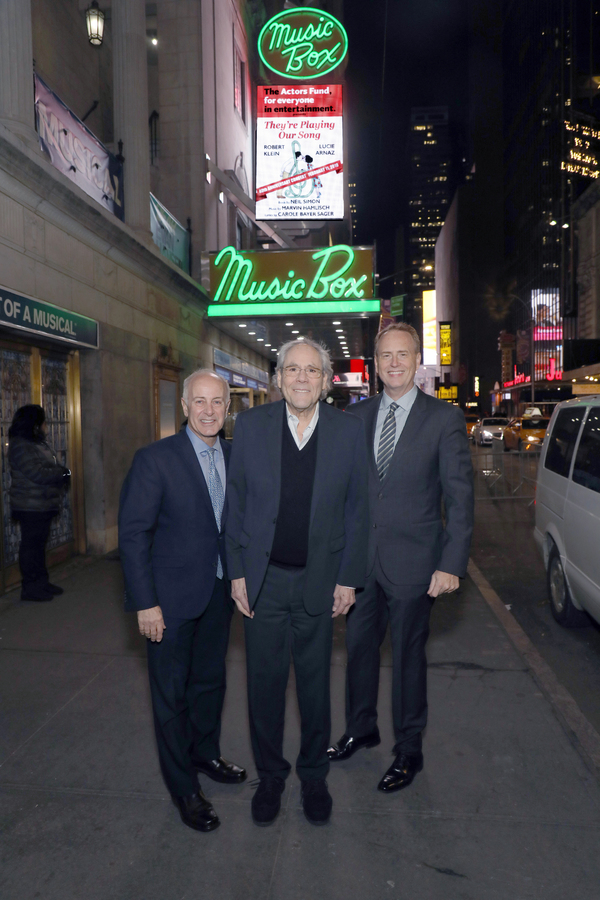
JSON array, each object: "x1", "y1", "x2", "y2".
[{"x1": 468, "y1": 559, "x2": 600, "y2": 781}]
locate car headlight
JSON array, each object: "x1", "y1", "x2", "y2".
[
  {"x1": 483, "y1": 430, "x2": 492, "y2": 438},
  {"x1": 526, "y1": 435, "x2": 540, "y2": 442}
]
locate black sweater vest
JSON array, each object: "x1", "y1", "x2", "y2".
[{"x1": 270, "y1": 414, "x2": 319, "y2": 568}]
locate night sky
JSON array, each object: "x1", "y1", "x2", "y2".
[{"x1": 343, "y1": 0, "x2": 469, "y2": 278}]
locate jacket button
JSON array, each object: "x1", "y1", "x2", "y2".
[
  {"x1": 272, "y1": 518, "x2": 277, "y2": 524},
  {"x1": 265, "y1": 551, "x2": 269, "y2": 557},
  {"x1": 373, "y1": 523, "x2": 377, "y2": 529},
  {"x1": 378, "y1": 493, "x2": 384, "y2": 500}
]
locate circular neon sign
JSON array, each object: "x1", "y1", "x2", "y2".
[{"x1": 258, "y1": 8, "x2": 348, "y2": 81}]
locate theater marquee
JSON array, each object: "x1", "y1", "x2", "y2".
[{"x1": 207, "y1": 245, "x2": 378, "y2": 317}]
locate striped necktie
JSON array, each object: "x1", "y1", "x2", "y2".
[
  {"x1": 376, "y1": 402, "x2": 399, "y2": 480},
  {"x1": 206, "y1": 448, "x2": 224, "y2": 579}
]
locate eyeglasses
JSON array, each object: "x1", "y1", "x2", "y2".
[{"x1": 282, "y1": 365, "x2": 323, "y2": 379}]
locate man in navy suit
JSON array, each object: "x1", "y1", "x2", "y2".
[
  {"x1": 119, "y1": 369, "x2": 246, "y2": 833},
  {"x1": 328, "y1": 324, "x2": 473, "y2": 793},
  {"x1": 226, "y1": 338, "x2": 368, "y2": 827}
]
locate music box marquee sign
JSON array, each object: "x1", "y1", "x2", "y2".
[
  {"x1": 258, "y1": 8, "x2": 348, "y2": 80},
  {"x1": 207, "y1": 245, "x2": 378, "y2": 318}
]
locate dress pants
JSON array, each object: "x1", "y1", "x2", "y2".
[
  {"x1": 13, "y1": 510, "x2": 55, "y2": 597},
  {"x1": 345, "y1": 555, "x2": 433, "y2": 755},
  {"x1": 244, "y1": 564, "x2": 333, "y2": 782},
  {"x1": 146, "y1": 578, "x2": 233, "y2": 798}
]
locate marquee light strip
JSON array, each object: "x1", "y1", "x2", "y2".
[{"x1": 207, "y1": 300, "x2": 380, "y2": 318}]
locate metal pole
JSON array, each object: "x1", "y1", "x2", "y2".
[{"x1": 530, "y1": 309, "x2": 535, "y2": 406}]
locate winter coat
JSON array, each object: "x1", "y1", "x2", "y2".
[{"x1": 8, "y1": 436, "x2": 67, "y2": 513}]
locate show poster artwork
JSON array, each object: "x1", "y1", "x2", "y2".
[{"x1": 256, "y1": 84, "x2": 344, "y2": 220}]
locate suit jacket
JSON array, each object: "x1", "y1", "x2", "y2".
[
  {"x1": 225, "y1": 399, "x2": 369, "y2": 615},
  {"x1": 118, "y1": 430, "x2": 231, "y2": 618},
  {"x1": 348, "y1": 388, "x2": 474, "y2": 585}
]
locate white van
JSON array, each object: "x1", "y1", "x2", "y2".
[{"x1": 534, "y1": 396, "x2": 600, "y2": 627}]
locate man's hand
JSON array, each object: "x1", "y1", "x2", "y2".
[
  {"x1": 137, "y1": 606, "x2": 165, "y2": 642},
  {"x1": 332, "y1": 584, "x2": 356, "y2": 618},
  {"x1": 231, "y1": 577, "x2": 254, "y2": 618},
  {"x1": 427, "y1": 570, "x2": 459, "y2": 597}
]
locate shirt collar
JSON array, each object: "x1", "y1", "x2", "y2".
[
  {"x1": 381, "y1": 383, "x2": 418, "y2": 412},
  {"x1": 186, "y1": 424, "x2": 222, "y2": 456},
  {"x1": 286, "y1": 402, "x2": 320, "y2": 429}
]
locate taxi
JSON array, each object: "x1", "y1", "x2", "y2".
[
  {"x1": 503, "y1": 415, "x2": 550, "y2": 451},
  {"x1": 464, "y1": 413, "x2": 480, "y2": 442}
]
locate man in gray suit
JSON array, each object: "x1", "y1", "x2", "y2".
[
  {"x1": 328, "y1": 323, "x2": 473, "y2": 792},
  {"x1": 226, "y1": 337, "x2": 368, "y2": 826}
]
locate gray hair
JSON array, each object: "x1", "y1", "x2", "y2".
[
  {"x1": 182, "y1": 368, "x2": 230, "y2": 405},
  {"x1": 274, "y1": 338, "x2": 333, "y2": 400}
]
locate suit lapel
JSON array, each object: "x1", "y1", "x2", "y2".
[
  {"x1": 265, "y1": 400, "x2": 284, "y2": 510},
  {"x1": 383, "y1": 388, "x2": 427, "y2": 481},
  {"x1": 176, "y1": 429, "x2": 214, "y2": 513},
  {"x1": 365, "y1": 396, "x2": 382, "y2": 479},
  {"x1": 310, "y1": 402, "x2": 332, "y2": 528}
]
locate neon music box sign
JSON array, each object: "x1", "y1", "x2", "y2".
[
  {"x1": 258, "y1": 8, "x2": 348, "y2": 81},
  {"x1": 207, "y1": 245, "x2": 378, "y2": 318}
]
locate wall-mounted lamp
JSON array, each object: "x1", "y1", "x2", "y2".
[{"x1": 86, "y1": 1, "x2": 105, "y2": 46}]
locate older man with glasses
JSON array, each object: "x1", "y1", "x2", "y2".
[{"x1": 226, "y1": 338, "x2": 368, "y2": 827}]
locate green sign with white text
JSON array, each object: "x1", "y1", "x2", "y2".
[
  {"x1": 208, "y1": 244, "x2": 377, "y2": 318},
  {"x1": 258, "y1": 8, "x2": 348, "y2": 81},
  {"x1": 0, "y1": 285, "x2": 98, "y2": 348}
]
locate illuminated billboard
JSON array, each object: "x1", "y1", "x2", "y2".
[
  {"x1": 422, "y1": 290, "x2": 437, "y2": 366},
  {"x1": 256, "y1": 84, "x2": 344, "y2": 220}
]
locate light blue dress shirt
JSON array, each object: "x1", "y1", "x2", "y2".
[
  {"x1": 373, "y1": 384, "x2": 419, "y2": 459},
  {"x1": 185, "y1": 426, "x2": 226, "y2": 495}
]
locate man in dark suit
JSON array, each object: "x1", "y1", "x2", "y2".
[
  {"x1": 225, "y1": 338, "x2": 368, "y2": 827},
  {"x1": 328, "y1": 323, "x2": 474, "y2": 792},
  {"x1": 119, "y1": 369, "x2": 246, "y2": 833}
]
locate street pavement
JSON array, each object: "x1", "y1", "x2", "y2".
[{"x1": 1, "y1": 543, "x2": 600, "y2": 900}]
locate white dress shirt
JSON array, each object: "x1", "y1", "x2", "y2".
[{"x1": 286, "y1": 402, "x2": 320, "y2": 450}]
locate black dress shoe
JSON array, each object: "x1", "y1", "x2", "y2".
[
  {"x1": 251, "y1": 776, "x2": 285, "y2": 826},
  {"x1": 301, "y1": 779, "x2": 332, "y2": 825},
  {"x1": 21, "y1": 591, "x2": 53, "y2": 602},
  {"x1": 377, "y1": 752, "x2": 424, "y2": 793},
  {"x1": 194, "y1": 756, "x2": 247, "y2": 784},
  {"x1": 47, "y1": 584, "x2": 64, "y2": 595},
  {"x1": 327, "y1": 729, "x2": 381, "y2": 761},
  {"x1": 175, "y1": 791, "x2": 220, "y2": 832}
]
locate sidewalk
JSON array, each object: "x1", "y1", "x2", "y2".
[{"x1": 1, "y1": 556, "x2": 600, "y2": 900}]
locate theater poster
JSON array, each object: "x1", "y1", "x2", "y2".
[{"x1": 256, "y1": 84, "x2": 344, "y2": 220}]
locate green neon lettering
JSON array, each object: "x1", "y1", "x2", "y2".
[
  {"x1": 211, "y1": 246, "x2": 367, "y2": 305},
  {"x1": 345, "y1": 275, "x2": 367, "y2": 298},
  {"x1": 213, "y1": 246, "x2": 254, "y2": 303},
  {"x1": 306, "y1": 245, "x2": 355, "y2": 299},
  {"x1": 258, "y1": 10, "x2": 348, "y2": 81}
]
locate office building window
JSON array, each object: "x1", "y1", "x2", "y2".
[{"x1": 234, "y1": 44, "x2": 246, "y2": 122}]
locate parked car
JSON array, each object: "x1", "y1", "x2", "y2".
[
  {"x1": 464, "y1": 413, "x2": 480, "y2": 442},
  {"x1": 534, "y1": 396, "x2": 600, "y2": 627},
  {"x1": 472, "y1": 417, "x2": 509, "y2": 446},
  {"x1": 503, "y1": 416, "x2": 550, "y2": 452}
]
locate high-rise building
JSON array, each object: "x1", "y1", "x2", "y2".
[
  {"x1": 502, "y1": 0, "x2": 600, "y2": 408},
  {"x1": 408, "y1": 107, "x2": 457, "y2": 293}
]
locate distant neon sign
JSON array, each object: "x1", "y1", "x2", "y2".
[{"x1": 258, "y1": 8, "x2": 348, "y2": 81}]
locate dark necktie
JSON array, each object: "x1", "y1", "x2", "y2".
[{"x1": 376, "y1": 402, "x2": 399, "y2": 480}]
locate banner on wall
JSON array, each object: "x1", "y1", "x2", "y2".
[
  {"x1": 256, "y1": 84, "x2": 344, "y2": 220},
  {"x1": 150, "y1": 194, "x2": 190, "y2": 274},
  {"x1": 34, "y1": 75, "x2": 124, "y2": 221}
]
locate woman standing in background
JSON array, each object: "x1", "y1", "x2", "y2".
[{"x1": 8, "y1": 405, "x2": 70, "y2": 601}]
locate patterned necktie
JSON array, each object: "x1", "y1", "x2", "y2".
[
  {"x1": 206, "y1": 448, "x2": 224, "y2": 578},
  {"x1": 376, "y1": 402, "x2": 399, "y2": 480}
]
